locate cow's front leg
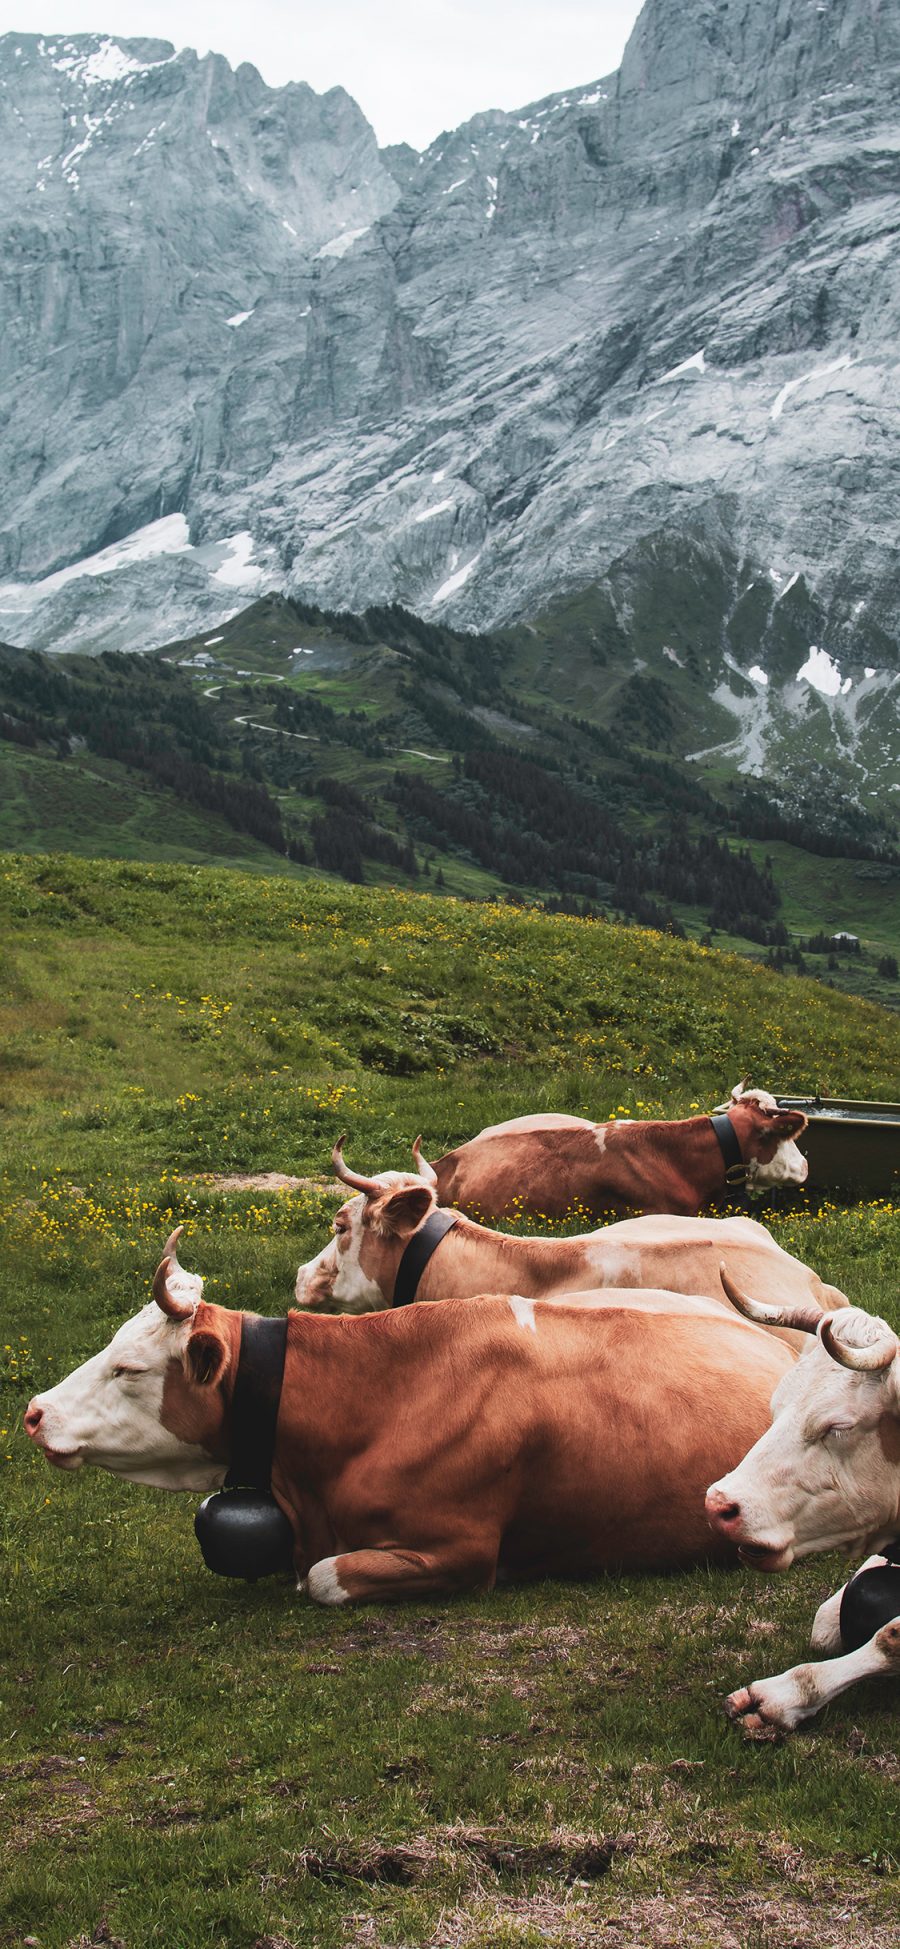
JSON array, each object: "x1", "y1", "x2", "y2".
[
  {"x1": 725, "y1": 1616, "x2": 900, "y2": 1738},
  {"x1": 303, "y1": 1542, "x2": 497, "y2": 1606}
]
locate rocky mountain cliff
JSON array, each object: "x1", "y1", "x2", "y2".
[{"x1": 0, "y1": 3, "x2": 898, "y2": 799}]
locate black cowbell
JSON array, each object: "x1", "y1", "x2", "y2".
[
  {"x1": 194, "y1": 1489, "x2": 295, "y2": 1582},
  {"x1": 839, "y1": 1560, "x2": 900, "y2": 1652}
]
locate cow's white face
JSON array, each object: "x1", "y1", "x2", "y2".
[
  {"x1": 725, "y1": 1085, "x2": 809, "y2": 1188},
  {"x1": 295, "y1": 1195, "x2": 390, "y2": 1313},
  {"x1": 745, "y1": 1136, "x2": 808, "y2": 1189},
  {"x1": 707, "y1": 1309, "x2": 900, "y2": 1569},
  {"x1": 295, "y1": 1175, "x2": 436, "y2": 1313},
  {"x1": 24, "y1": 1254, "x2": 231, "y2": 1491}
]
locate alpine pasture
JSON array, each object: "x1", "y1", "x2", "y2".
[{"x1": 1, "y1": 853, "x2": 899, "y2": 1949}]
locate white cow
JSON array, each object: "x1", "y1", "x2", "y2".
[{"x1": 706, "y1": 1269, "x2": 900, "y2": 1735}]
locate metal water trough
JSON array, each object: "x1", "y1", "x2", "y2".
[{"x1": 776, "y1": 1097, "x2": 900, "y2": 1197}]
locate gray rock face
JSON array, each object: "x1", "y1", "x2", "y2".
[
  {"x1": 0, "y1": 33, "x2": 397, "y2": 599},
  {"x1": 0, "y1": 5, "x2": 898, "y2": 794}
]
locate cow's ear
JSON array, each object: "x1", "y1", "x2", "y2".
[
  {"x1": 374, "y1": 1184, "x2": 436, "y2": 1237},
  {"x1": 761, "y1": 1107, "x2": 806, "y2": 1133},
  {"x1": 185, "y1": 1327, "x2": 229, "y2": 1388}
]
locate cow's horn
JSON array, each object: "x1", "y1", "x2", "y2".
[
  {"x1": 331, "y1": 1135, "x2": 384, "y2": 1197},
  {"x1": 412, "y1": 1137, "x2": 438, "y2": 1186},
  {"x1": 152, "y1": 1226, "x2": 195, "y2": 1321},
  {"x1": 818, "y1": 1313, "x2": 898, "y2": 1373},
  {"x1": 719, "y1": 1263, "x2": 822, "y2": 1334}
]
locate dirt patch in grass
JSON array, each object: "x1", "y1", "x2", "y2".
[
  {"x1": 339, "y1": 1882, "x2": 900, "y2": 1948},
  {"x1": 138, "y1": 1803, "x2": 203, "y2": 1829},
  {"x1": 339, "y1": 1614, "x2": 448, "y2": 1659},
  {"x1": 8, "y1": 1803, "x2": 105, "y2": 1851},
  {"x1": 64, "y1": 1926, "x2": 126, "y2": 1949},
  {"x1": 283, "y1": 1827, "x2": 633, "y2": 1890},
  {"x1": 471, "y1": 1833, "x2": 630, "y2": 1881},
  {"x1": 2, "y1": 1753, "x2": 107, "y2": 1852},
  {"x1": 847, "y1": 1728, "x2": 900, "y2": 1783},
  {"x1": 466, "y1": 1623, "x2": 591, "y2": 1661},
  {"x1": 202, "y1": 1172, "x2": 342, "y2": 1194},
  {"x1": 1, "y1": 1751, "x2": 75, "y2": 1781},
  {"x1": 859, "y1": 1751, "x2": 900, "y2": 1783}
]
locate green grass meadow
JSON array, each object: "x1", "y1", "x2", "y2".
[{"x1": 2, "y1": 855, "x2": 899, "y2": 1949}]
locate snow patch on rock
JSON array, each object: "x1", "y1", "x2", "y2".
[
  {"x1": 316, "y1": 226, "x2": 370, "y2": 259},
  {"x1": 797, "y1": 645, "x2": 845, "y2": 696},
  {"x1": 52, "y1": 37, "x2": 169, "y2": 87},
  {"x1": 414, "y1": 500, "x2": 454, "y2": 524},
  {"x1": 658, "y1": 348, "x2": 706, "y2": 383},
  {"x1": 770, "y1": 355, "x2": 856, "y2": 422},
  {"x1": 0, "y1": 515, "x2": 192, "y2": 608},
  {"x1": 210, "y1": 532, "x2": 264, "y2": 589},
  {"x1": 431, "y1": 552, "x2": 481, "y2": 606}
]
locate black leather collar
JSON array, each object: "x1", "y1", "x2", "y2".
[
  {"x1": 710, "y1": 1113, "x2": 748, "y2": 1185},
  {"x1": 392, "y1": 1208, "x2": 460, "y2": 1308},
  {"x1": 224, "y1": 1314, "x2": 288, "y2": 1491}
]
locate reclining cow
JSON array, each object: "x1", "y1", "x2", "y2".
[
  {"x1": 294, "y1": 1141, "x2": 844, "y2": 1349},
  {"x1": 414, "y1": 1082, "x2": 809, "y2": 1222},
  {"x1": 705, "y1": 1271, "x2": 900, "y2": 1736},
  {"x1": 25, "y1": 1230, "x2": 798, "y2": 1602}
]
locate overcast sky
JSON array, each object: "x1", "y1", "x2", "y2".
[{"x1": 0, "y1": 0, "x2": 643, "y2": 148}]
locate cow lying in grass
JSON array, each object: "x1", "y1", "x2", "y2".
[
  {"x1": 25, "y1": 1232, "x2": 797, "y2": 1601},
  {"x1": 706, "y1": 1270, "x2": 900, "y2": 1735},
  {"x1": 294, "y1": 1141, "x2": 844, "y2": 1349},
  {"x1": 414, "y1": 1082, "x2": 809, "y2": 1222}
]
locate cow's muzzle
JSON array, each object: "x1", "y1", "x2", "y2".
[
  {"x1": 705, "y1": 1484, "x2": 793, "y2": 1570},
  {"x1": 24, "y1": 1400, "x2": 84, "y2": 1469}
]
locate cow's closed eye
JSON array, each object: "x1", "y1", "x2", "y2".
[{"x1": 111, "y1": 1365, "x2": 146, "y2": 1380}]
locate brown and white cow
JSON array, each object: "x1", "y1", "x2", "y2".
[
  {"x1": 705, "y1": 1270, "x2": 900, "y2": 1735},
  {"x1": 25, "y1": 1232, "x2": 798, "y2": 1602},
  {"x1": 294, "y1": 1142, "x2": 844, "y2": 1350},
  {"x1": 415, "y1": 1083, "x2": 809, "y2": 1222}
]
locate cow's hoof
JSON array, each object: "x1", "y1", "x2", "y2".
[{"x1": 724, "y1": 1686, "x2": 785, "y2": 1741}]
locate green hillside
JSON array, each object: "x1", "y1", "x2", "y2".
[
  {"x1": 2, "y1": 851, "x2": 898, "y2": 1186},
  {"x1": 2, "y1": 597, "x2": 898, "y2": 1011},
  {"x1": 0, "y1": 738, "x2": 308, "y2": 875}
]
